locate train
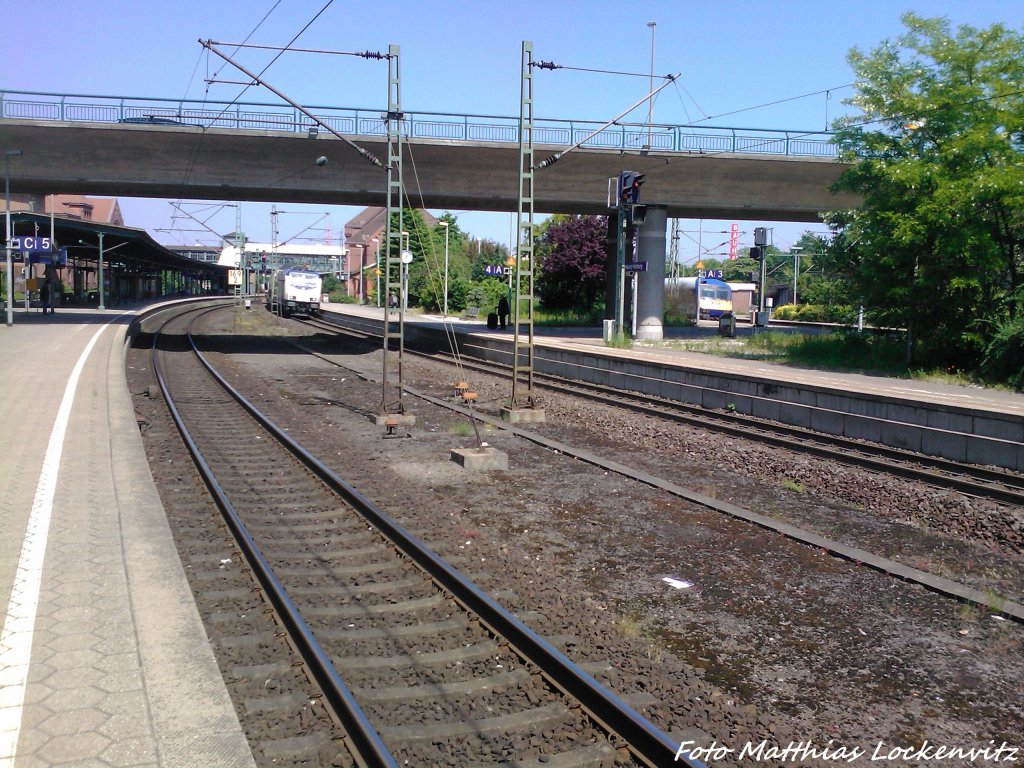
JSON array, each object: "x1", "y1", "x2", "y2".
[
  {"x1": 268, "y1": 268, "x2": 323, "y2": 318},
  {"x1": 665, "y1": 276, "x2": 734, "y2": 320}
]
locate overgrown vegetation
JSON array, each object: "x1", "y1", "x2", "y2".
[
  {"x1": 673, "y1": 330, "x2": 910, "y2": 376},
  {"x1": 825, "y1": 14, "x2": 1024, "y2": 382}
]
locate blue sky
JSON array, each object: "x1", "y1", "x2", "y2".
[{"x1": 6, "y1": 0, "x2": 1024, "y2": 263}]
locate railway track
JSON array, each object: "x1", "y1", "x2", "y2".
[
  {"x1": 150, "y1": 304, "x2": 697, "y2": 766},
  {"x1": 299, "y1": 314, "x2": 1024, "y2": 508},
  {"x1": 290, "y1": 313, "x2": 1024, "y2": 624}
]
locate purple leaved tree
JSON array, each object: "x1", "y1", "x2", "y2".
[{"x1": 536, "y1": 215, "x2": 608, "y2": 313}]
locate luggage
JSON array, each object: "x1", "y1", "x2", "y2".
[{"x1": 486, "y1": 312, "x2": 499, "y2": 330}]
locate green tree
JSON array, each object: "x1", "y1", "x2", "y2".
[{"x1": 828, "y1": 14, "x2": 1024, "y2": 369}]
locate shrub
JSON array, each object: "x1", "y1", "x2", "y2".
[
  {"x1": 980, "y1": 315, "x2": 1024, "y2": 390},
  {"x1": 466, "y1": 282, "x2": 508, "y2": 314}
]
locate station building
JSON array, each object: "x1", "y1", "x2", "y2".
[
  {"x1": 4, "y1": 194, "x2": 227, "y2": 305},
  {"x1": 344, "y1": 207, "x2": 436, "y2": 303}
]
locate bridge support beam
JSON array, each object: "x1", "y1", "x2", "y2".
[{"x1": 635, "y1": 204, "x2": 667, "y2": 341}]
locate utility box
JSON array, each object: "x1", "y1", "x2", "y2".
[
  {"x1": 718, "y1": 313, "x2": 736, "y2": 337},
  {"x1": 753, "y1": 310, "x2": 771, "y2": 327}
]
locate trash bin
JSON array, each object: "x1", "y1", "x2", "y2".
[{"x1": 718, "y1": 312, "x2": 736, "y2": 338}]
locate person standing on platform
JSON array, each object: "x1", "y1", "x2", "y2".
[
  {"x1": 497, "y1": 294, "x2": 510, "y2": 330},
  {"x1": 40, "y1": 278, "x2": 51, "y2": 314},
  {"x1": 43, "y1": 264, "x2": 58, "y2": 314}
]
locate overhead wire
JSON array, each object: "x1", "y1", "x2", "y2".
[
  {"x1": 166, "y1": 1, "x2": 337, "y2": 245},
  {"x1": 400, "y1": 141, "x2": 471, "y2": 382},
  {"x1": 167, "y1": 0, "x2": 290, "y2": 240}
]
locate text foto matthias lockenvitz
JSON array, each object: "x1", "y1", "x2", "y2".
[{"x1": 676, "y1": 739, "x2": 1020, "y2": 764}]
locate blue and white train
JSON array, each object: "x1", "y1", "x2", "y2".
[{"x1": 665, "y1": 277, "x2": 733, "y2": 320}]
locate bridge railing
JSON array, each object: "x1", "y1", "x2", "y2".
[{"x1": 0, "y1": 89, "x2": 838, "y2": 158}]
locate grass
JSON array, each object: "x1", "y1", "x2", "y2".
[
  {"x1": 616, "y1": 612, "x2": 642, "y2": 637},
  {"x1": 605, "y1": 330, "x2": 632, "y2": 349},
  {"x1": 665, "y1": 330, "x2": 912, "y2": 376},
  {"x1": 663, "y1": 329, "x2": 1016, "y2": 390},
  {"x1": 780, "y1": 478, "x2": 805, "y2": 493},
  {"x1": 532, "y1": 307, "x2": 606, "y2": 327},
  {"x1": 956, "y1": 600, "x2": 983, "y2": 626},
  {"x1": 982, "y1": 586, "x2": 1006, "y2": 614}
]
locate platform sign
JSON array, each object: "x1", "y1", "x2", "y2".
[
  {"x1": 28, "y1": 248, "x2": 67, "y2": 266},
  {"x1": 10, "y1": 236, "x2": 53, "y2": 253},
  {"x1": 699, "y1": 268, "x2": 723, "y2": 279},
  {"x1": 623, "y1": 261, "x2": 648, "y2": 273}
]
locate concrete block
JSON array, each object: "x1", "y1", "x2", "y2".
[
  {"x1": 880, "y1": 421, "x2": 921, "y2": 452},
  {"x1": 969, "y1": 414, "x2": 1024, "y2": 442},
  {"x1": 886, "y1": 403, "x2": 929, "y2": 428},
  {"x1": 920, "y1": 429, "x2": 969, "y2": 462},
  {"x1": 750, "y1": 396, "x2": 782, "y2": 422},
  {"x1": 925, "y1": 408, "x2": 973, "y2": 435},
  {"x1": 778, "y1": 401, "x2": 812, "y2": 429},
  {"x1": 702, "y1": 389, "x2": 729, "y2": 410},
  {"x1": 965, "y1": 436, "x2": 1021, "y2": 471},
  {"x1": 450, "y1": 446, "x2": 509, "y2": 471},
  {"x1": 843, "y1": 415, "x2": 883, "y2": 444},
  {"x1": 809, "y1": 407, "x2": 847, "y2": 438},
  {"x1": 500, "y1": 407, "x2": 546, "y2": 424}
]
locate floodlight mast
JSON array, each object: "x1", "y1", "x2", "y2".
[{"x1": 199, "y1": 39, "x2": 383, "y2": 168}]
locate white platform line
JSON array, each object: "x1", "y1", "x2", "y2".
[{"x1": 0, "y1": 323, "x2": 110, "y2": 763}]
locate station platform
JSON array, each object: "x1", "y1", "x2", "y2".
[
  {"x1": 324, "y1": 302, "x2": 1024, "y2": 421},
  {"x1": 0, "y1": 308, "x2": 254, "y2": 767}
]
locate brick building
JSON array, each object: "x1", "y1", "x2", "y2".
[{"x1": 344, "y1": 207, "x2": 435, "y2": 303}]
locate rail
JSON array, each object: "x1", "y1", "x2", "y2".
[
  {"x1": 156, "y1": 302, "x2": 701, "y2": 767},
  {"x1": 1, "y1": 88, "x2": 838, "y2": 158}
]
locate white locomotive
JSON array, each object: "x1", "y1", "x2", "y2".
[{"x1": 268, "y1": 269, "x2": 322, "y2": 318}]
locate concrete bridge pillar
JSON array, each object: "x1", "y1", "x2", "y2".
[{"x1": 635, "y1": 204, "x2": 666, "y2": 340}]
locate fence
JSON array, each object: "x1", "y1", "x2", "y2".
[{"x1": 0, "y1": 89, "x2": 838, "y2": 158}]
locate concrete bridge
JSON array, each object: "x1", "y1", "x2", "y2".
[{"x1": 0, "y1": 90, "x2": 858, "y2": 221}]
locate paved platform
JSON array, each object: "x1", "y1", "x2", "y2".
[
  {"x1": 325, "y1": 302, "x2": 1024, "y2": 420},
  {"x1": 0, "y1": 308, "x2": 254, "y2": 767}
]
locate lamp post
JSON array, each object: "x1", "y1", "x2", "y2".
[
  {"x1": 78, "y1": 236, "x2": 128, "y2": 310},
  {"x1": 790, "y1": 246, "x2": 802, "y2": 306},
  {"x1": 98, "y1": 232, "x2": 106, "y2": 310},
  {"x1": 400, "y1": 231, "x2": 410, "y2": 312},
  {"x1": 372, "y1": 237, "x2": 380, "y2": 307},
  {"x1": 646, "y1": 21, "x2": 656, "y2": 149},
  {"x1": 4, "y1": 149, "x2": 22, "y2": 327},
  {"x1": 438, "y1": 220, "x2": 449, "y2": 317}
]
